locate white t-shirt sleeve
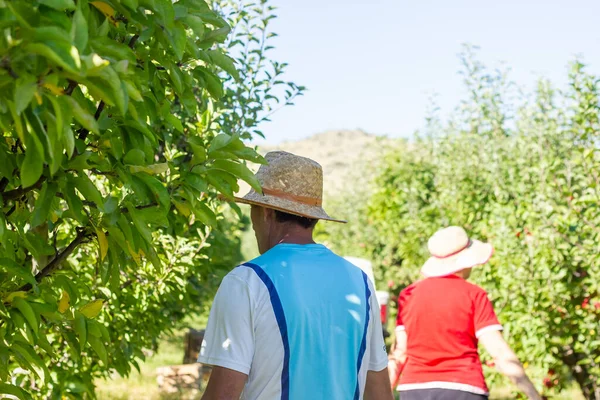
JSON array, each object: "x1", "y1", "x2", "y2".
[
  {"x1": 367, "y1": 283, "x2": 388, "y2": 371},
  {"x1": 198, "y1": 273, "x2": 254, "y2": 375}
]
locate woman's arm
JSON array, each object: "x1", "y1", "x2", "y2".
[
  {"x1": 388, "y1": 329, "x2": 407, "y2": 389},
  {"x1": 479, "y1": 330, "x2": 542, "y2": 400}
]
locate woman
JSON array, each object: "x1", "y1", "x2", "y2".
[{"x1": 388, "y1": 226, "x2": 541, "y2": 400}]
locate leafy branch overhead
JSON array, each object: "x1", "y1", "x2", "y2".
[{"x1": 0, "y1": 0, "x2": 303, "y2": 398}]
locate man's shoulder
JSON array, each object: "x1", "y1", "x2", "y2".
[{"x1": 222, "y1": 263, "x2": 269, "y2": 291}]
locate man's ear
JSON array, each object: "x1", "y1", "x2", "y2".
[{"x1": 263, "y1": 207, "x2": 275, "y2": 223}]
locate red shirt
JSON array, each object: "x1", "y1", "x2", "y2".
[{"x1": 396, "y1": 275, "x2": 502, "y2": 395}]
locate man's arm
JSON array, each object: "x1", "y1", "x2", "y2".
[
  {"x1": 479, "y1": 330, "x2": 542, "y2": 400},
  {"x1": 198, "y1": 273, "x2": 254, "y2": 399},
  {"x1": 201, "y1": 366, "x2": 247, "y2": 400},
  {"x1": 364, "y1": 368, "x2": 394, "y2": 400}
]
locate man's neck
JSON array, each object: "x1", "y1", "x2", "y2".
[{"x1": 270, "y1": 227, "x2": 315, "y2": 248}]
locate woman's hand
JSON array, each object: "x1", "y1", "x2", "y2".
[{"x1": 480, "y1": 330, "x2": 542, "y2": 400}]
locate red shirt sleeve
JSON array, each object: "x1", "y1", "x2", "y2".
[
  {"x1": 395, "y1": 292, "x2": 404, "y2": 328},
  {"x1": 473, "y1": 288, "x2": 502, "y2": 338},
  {"x1": 396, "y1": 285, "x2": 415, "y2": 330}
]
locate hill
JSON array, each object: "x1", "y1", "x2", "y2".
[{"x1": 236, "y1": 129, "x2": 391, "y2": 200}]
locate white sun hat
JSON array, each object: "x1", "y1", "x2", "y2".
[{"x1": 420, "y1": 226, "x2": 494, "y2": 278}]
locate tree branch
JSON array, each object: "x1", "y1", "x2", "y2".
[
  {"x1": 18, "y1": 230, "x2": 92, "y2": 292},
  {"x1": 78, "y1": 101, "x2": 105, "y2": 141},
  {"x1": 128, "y1": 34, "x2": 139, "y2": 49},
  {"x1": 65, "y1": 80, "x2": 78, "y2": 96},
  {"x1": 2, "y1": 175, "x2": 46, "y2": 201},
  {"x1": 1, "y1": 57, "x2": 18, "y2": 79}
]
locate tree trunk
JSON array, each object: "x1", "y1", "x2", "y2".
[{"x1": 560, "y1": 345, "x2": 600, "y2": 400}]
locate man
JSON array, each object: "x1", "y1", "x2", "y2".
[
  {"x1": 199, "y1": 151, "x2": 392, "y2": 400},
  {"x1": 388, "y1": 226, "x2": 541, "y2": 400}
]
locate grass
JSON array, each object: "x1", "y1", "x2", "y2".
[
  {"x1": 96, "y1": 333, "x2": 188, "y2": 400},
  {"x1": 97, "y1": 313, "x2": 209, "y2": 400},
  {"x1": 489, "y1": 387, "x2": 583, "y2": 400},
  {"x1": 98, "y1": 331, "x2": 585, "y2": 400}
]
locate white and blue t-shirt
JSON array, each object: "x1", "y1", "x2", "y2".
[{"x1": 199, "y1": 243, "x2": 388, "y2": 399}]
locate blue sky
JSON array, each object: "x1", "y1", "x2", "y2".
[{"x1": 256, "y1": 0, "x2": 600, "y2": 144}]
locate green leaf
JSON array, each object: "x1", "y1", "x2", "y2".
[
  {"x1": 212, "y1": 159, "x2": 261, "y2": 193},
  {"x1": 151, "y1": 0, "x2": 175, "y2": 24},
  {"x1": 6, "y1": 101, "x2": 25, "y2": 143},
  {"x1": 208, "y1": 133, "x2": 232, "y2": 152},
  {"x1": 168, "y1": 63, "x2": 184, "y2": 95},
  {"x1": 232, "y1": 147, "x2": 267, "y2": 164},
  {"x1": 193, "y1": 201, "x2": 217, "y2": 227},
  {"x1": 65, "y1": 380, "x2": 88, "y2": 395},
  {"x1": 39, "y1": 0, "x2": 76, "y2": 11},
  {"x1": 0, "y1": 258, "x2": 36, "y2": 287},
  {"x1": 64, "y1": 96, "x2": 99, "y2": 134},
  {"x1": 20, "y1": 147, "x2": 43, "y2": 189},
  {"x1": 25, "y1": 42, "x2": 80, "y2": 75},
  {"x1": 98, "y1": 321, "x2": 110, "y2": 342},
  {"x1": 121, "y1": 0, "x2": 139, "y2": 10},
  {"x1": 31, "y1": 182, "x2": 58, "y2": 228},
  {"x1": 87, "y1": 319, "x2": 102, "y2": 337},
  {"x1": 124, "y1": 81, "x2": 143, "y2": 102},
  {"x1": 73, "y1": 312, "x2": 87, "y2": 351},
  {"x1": 129, "y1": 163, "x2": 169, "y2": 175},
  {"x1": 25, "y1": 109, "x2": 54, "y2": 167},
  {"x1": 0, "y1": 214, "x2": 6, "y2": 243},
  {"x1": 45, "y1": 95, "x2": 64, "y2": 175},
  {"x1": 29, "y1": 301, "x2": 59, "y2": 318},
  {"x1": 73, "y1": 174, "x2": 104, "y2": 207},
  {"x1": 184, "y1": 173, "x2": 208, "y2": 193},
  {"x1": 15, "y1": 75, "x2": 38, "y2": 115},
  {"x1": 0, "y1": 383, "x2": 33, "y2": 400},
  {"x1": 79, "y1": 299, "x2": 103, "y2": 319},
  {"x1": 165, "y1": 113, "x2": 183, "y2": 132},
  {"x1": 63, "y1": 331, "x2": 80, "y2": 361},
  {"x1": 11, "y1": 342, "x2": 50, "y2": 384},
  {"x1": 87, "y1": 335, "x2": 108, "y2": 364},
  {"x1": 63, "y1": 126, "x2": 75, "y2": 158},
  {"x1": 207, "y1": 49, "x2": 239, "y2": 81},
  {"x1": 200, "y1": 26, "x2": 230, "y2": 47},
  {"x1": 195, "y1": 67, "x2": 223, "y2": 99},
  {"x1": 183, "y1": 15, "x2": 205, "y2": 38},
  {"x1": 123, "y1": 149, "x2": 146, "y2": 166},
  {"x1": 89, "y1": 37, "x2": 136, "y2": 64},
  {"x1": 136, "y1": 173, "x2": 170, "y2": 209},
  {"x1": 71, "y1": 1, "x2": 89, "y2": 52},
  {"x1": 32, "y1": 26, "x2": 72, "y2": 44},
  {"x1": 166, "y1": 22, "x2": 187, "y2": 61},
  {"x1": 36, "y1": 330, "x2": 56, "y2": 357},
  {"x1": 64, "y1": 182, "x2": 86, "y2": 223},
  {"x1": 13, "y1": 298, "x2": 39, "y2": 336},
  {"x1": 206, "y1": 170, "x2": 237, "y2": 199},
  {"x1": 123, "y1": 120, "x2": 157, "y2": 146},
  {"x1": 126, "y1": 205, "x2": 152, "y2": 244},
  {"x1": 92, "y1": 66, "x2": 126, "y2": 114}
]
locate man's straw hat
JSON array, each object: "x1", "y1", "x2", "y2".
[
  {"x1": 421, "y1": 226, "x2": 493, "y2": 277},
  {"x1": 233, "y1": 151, "x2": 345, "y2": 223}
]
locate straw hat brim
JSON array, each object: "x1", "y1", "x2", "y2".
[
  {"x1": 229, "y1": 190, "x2": 346, "y2": 223},
  {"x1": 421, "y1": 240, "x2": 493, "y2": 277}
]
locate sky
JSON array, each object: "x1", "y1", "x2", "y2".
[{"x1": 255, "y1": 0, "x2": 600, "y2": 144}]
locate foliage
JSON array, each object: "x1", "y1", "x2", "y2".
[
  {"x1": 321, "y1": 47, "x2": 600, "y2": 399},
  {"x1": 0, "y1": 0, "x2": 301, "y2": 398}
]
